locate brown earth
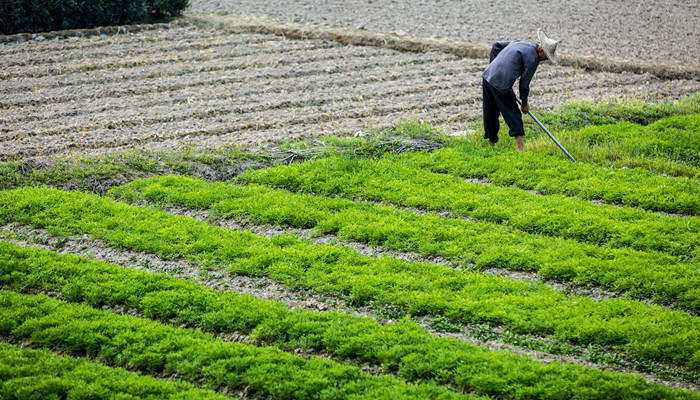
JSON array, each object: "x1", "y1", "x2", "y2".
[
  {"x1": 1, "y1": 24, "x2": 698, "y2": 161},
  {"x1": 187, "y1": 0, "x2": 700, "y2": 67}
]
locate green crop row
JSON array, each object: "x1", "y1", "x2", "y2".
[
  {"x1": 530, "y1": 94, "x2": 700, "y2": 133},
  {"x1": 2, "y1": 241, "x2": 696, "y2": 400},
  {"x1": 521, "y1": 114, "x2": 700, "y2": 178},
  {"x1": 396, "y1": 145, "x2": 698, "y2": 215},
  {"x1": 237, "y1": 154, "x2": 698, "y2": 259},
  {"x1": 110, "y1": 175, "x2": 698, "y2": 311},
  {"x1": 0, "y1": 289, "x2": 471, "y2": 400},
  {"x1": 0, "y1": 342, "x2": 229, "y2": 400},
  {"x1": 0, "y1": 187, "x2": 698, "y2": 369},
  {"x1": 572, "y1": 115, "x2": 699, "y2": 166}
]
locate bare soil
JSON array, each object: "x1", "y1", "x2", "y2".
[
  {"x1": 186, "y1": 0, "x2": 700, "y2": 67},
  {"x1": 1, "y1": 24, "x2": 697, "y2": 161}
]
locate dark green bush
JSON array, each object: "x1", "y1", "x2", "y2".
[
  {"x1": 0, "y1": 0, "x2": 26, "y2": 34},
  {"x1": 0, "y1": 0, "x2": 188, "y2": 35},
  {"x1": 146, "y1": 0, "x2": 189, "y2": 17}
]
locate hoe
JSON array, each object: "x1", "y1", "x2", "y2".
[{"x1": 516, "y1": 98, "x2": 577, "y2": 162}]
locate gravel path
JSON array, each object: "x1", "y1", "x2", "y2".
[
  {"x1": 1, "y1": 25, "x2": 698, "y2": 160},
  {"x1": 187, "y1": 0, "x2": 700, "y2": 67}
]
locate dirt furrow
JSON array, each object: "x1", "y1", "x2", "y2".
[
  {"x1": 1, "y1": 70, "x2": 653, "y2": 156},
  {"x1": 0, "y1": 44, "x2": 462, "y2": 94},
  {"x1": 0, "y1": 50, "x2": 455, "y2": 109},
  {"x1": 1, "y1": 34, "x2": 280, "y2": 68},
  {"x1": 37, "y1": 104, "x2": 473, "y2": 159},
  {"x1": 3, "y1": 87, "x2": 482, "y2": 157},
  {"x1": 2, "y1": 59, "x2": 476, "y2": 126},
  {"x1": 7, "y1": 67, "x2": 642, "y2": 142},
  {"x1": 11, "y1": 76, "x2": 696, "y2": 161},
  {"x1": 0, "y1": 39, "x2": 344, "y2": 80},
  {"x1": 4, "y1": 68, "x2": 487, "y2": 138},
  {"x1": 0, "y1": 222, "x2": 693, "y2": 390}
]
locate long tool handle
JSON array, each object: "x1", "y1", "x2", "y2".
[{"x1": 516, "y1": 98, "x2": 576, "y2": 162}]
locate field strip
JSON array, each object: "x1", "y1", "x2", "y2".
[
  {"x1": 239, "y1": 150, "x2": 699, "y2": 261},
  {"x1": 0, "y1": 38, "x2": 331, "y2": 80},
  {"x1": 1, "y1": 240, "x2": 696, "y2": 394},
  {"x1": 0, "y1": 187, "x2": 697, "y2": 371},
  {"x1": 0, "y1": 290, "x2": 475, "y2": 400},
  {"x1": 159, "y1": 77, "x2": 697, "y2": 151},
  {"x1": 42, "y1": 104, "x2": 480, "y2": 159},
  {"x1": 4, "y1": 72, "x2": 649, "y2": 154},
  {"x1": 0, "y1": 89, "x2": 485, "y2": 157},
  {"x1": 0, "y1": 51, "x2": 456, "y2": 108},
  {"x1": 2, "y1": 68, "x2": 487, "y2": 138},
  {"x1": 0, "y1": 58, "x2": 489, "y2": 125},
  {"x1": 0, "y1": 47, "x2": 465, "y2": 94},
  {"x1": 1, "y1": 228, "x2": 693, "y2": 388},
  {"x1": 0, "y1": 342, "x2": 232, "y2": 400},
  {"x1": 3, "y1": 67, "x2": 647, "y2": 138},
  {"x1": 0, "y1": 39, "x2": 344, "y2": 81},
  {"x1": 1, "y1": 33, "x2": 282, "y2": 68},
  {"x1": 399, "y1": 147, "x2": 699, "y2": 215},
  {"x1": 2, "y1": 60, "x2": 475, "y2": 126},
  {"x1": 194, "y1": 14, "x2": 700, "y2": 80},
  {"x1": 394, "y1": 168, "x2": 694, "y2": 219},
  {"x1": 8, "y1": 76, "x2": 684, "y2": 160},
  {"x1": 16, "y1": 80, "x2": 697, "y2": 161},
  {"x1": 109, "y1": 175, "x2": 697, "y2": 313}
]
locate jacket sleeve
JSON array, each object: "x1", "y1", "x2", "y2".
[
  {"x1": 518, "y1": 51, "x2": 539, "y2": 103},
  {"x1": 489, "y1": 41, "x2": 511, "y2": 63}
]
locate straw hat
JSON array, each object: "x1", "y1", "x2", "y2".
[{"x1": 537, "y1": 29, "x2": 559, "y2": 64}]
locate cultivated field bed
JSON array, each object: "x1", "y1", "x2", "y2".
[
  {"x1": 1, "y1": 18, "x2": 699, "y2": 400},
  {"x1": 1, "y1": 24, "x2": 698, "y2": 160},
  {"x1": 1, "y1": 119, "x2": 699, "y2": 397}
]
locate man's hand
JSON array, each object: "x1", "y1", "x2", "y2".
[{"x1": 520, "y1": 102, "x2": 530, "y2": 114}]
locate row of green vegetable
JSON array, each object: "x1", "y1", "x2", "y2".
[
  {"x1": 1, "y1": 241, "x2": 696, "y2": 399},
  {"x1": 0, "y1": 342, "x2": 229, "y2": 400},
  {"x1": 396, "y1": 144, "x2": 698, "y2": 215},
  {"x1": 522, "y1": 114, "x2": 699, "y2": 178},
  {"x1": 1, "y1": 289, "x2": 471, "y2": 400},
  {"x1": 109, "y1": 175, "x2": 698, "y2": 311},
  {"x1": 236, "y1": 155, "x2": 698, "y2": 259},
  {"x1": 0, "y1": 187, "x2": 697, "y2": 370}
]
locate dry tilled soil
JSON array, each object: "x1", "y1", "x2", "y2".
[
  {"x1": 189, "y1": 0, "x2": 700, "y2": 67},
  {"x1": 1, "y1": 24, "x2": 698, "y2": 160}
]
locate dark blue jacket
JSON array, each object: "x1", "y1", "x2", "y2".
[{"x1": 482, "y1": 40, "x2": 539, "y2": 104}]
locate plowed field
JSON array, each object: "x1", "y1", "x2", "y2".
[{"x1": 1, "y1": 24, "x2": 698, "y2": 160}]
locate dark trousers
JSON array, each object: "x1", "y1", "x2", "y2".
[{"x1": 482, "y1": 79, "x2": 524, "y2": 143}]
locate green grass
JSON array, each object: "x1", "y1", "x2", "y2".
[
  {"x1": 111, "y1": 175, "x2": 698, "y2": 311},
  {"x1": 0, "y1": 186, "x2": 698, "y2": 370},
  {"x1": 1, "y1": 241, "x2": 696, "y2": 399}
]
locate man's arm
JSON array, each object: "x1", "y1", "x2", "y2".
[
  {"x1": 518, "y1": 50, "x2": 539, "y2": 105},
  {"x1": 489, "y1": 41, "x2": 511, "y2": 63}
]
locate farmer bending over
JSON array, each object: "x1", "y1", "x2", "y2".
[{"x1": 482, "y1": 30, "x2": 559, "y2": 150}]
